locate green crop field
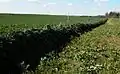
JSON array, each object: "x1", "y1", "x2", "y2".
[
  {"x1": 0, "y1": 13, "x2": 102, "y2": 25},
  {"x1": 0, "y1": 13, "x2": 105, "y2": 36},
  {"x1": 0, "y1": 13, "x2": 110, "y2": 74},
  {"x1": 35, "y1": 18, "x2": 120, "y2": 74}
]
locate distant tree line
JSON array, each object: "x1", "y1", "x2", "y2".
[{"x1": 105, "y1": 11, "x2": 120, "y2": 18}]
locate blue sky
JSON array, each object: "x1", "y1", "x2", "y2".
[{"x1": 0, "y1": 0, "x2": 120, "y2": 16}]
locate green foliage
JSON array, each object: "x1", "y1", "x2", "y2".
[
  {"x1": 0, "y1": 16, "x2": 105, "y2": 36},
  {"x1": 36, "y1": 18, "x2": 120, "y2": 74},
  {"x1": 105, "y1": 11, "x2": 120, "y2": 18},
  {"x1": 0, "y1": 16, "x2": 107, "y2": 74}
]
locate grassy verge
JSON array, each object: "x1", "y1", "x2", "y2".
[{"x1": 35, "y1": 18, "x2": 120, "y2": 74}]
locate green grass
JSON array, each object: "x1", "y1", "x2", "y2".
[{"x1": 35, "y1": 18, "x2": 120, "y2": 74}]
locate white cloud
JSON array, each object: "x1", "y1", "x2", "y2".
[
  {"x1": 93, "y1": 0, "x2": 109, "y2": 6},
  {"x1": 93, "y1": 0, "x2": 109, "y2": 2},
  {"x1": 84, "y1": 1, "x2": 89, "y2": 3},
  {"x1": 28, "y1": 0, "x2": 41, "y2": 2},
  {"x1": 43, "y1": 2, "x2": 56, "y2": 7},
  {"x1": 48, "y1": 2, "x2": 56, "y2": 5},
  {"x1": 28, "y1": 0, "x2": 37, "y2": 1},
  {"x1": 0, "y1": 0, "x2": 40, "y2": 2},
  {"x1": 100, "y1": 0, "x2": 109, "y2": 2},
  {"x1": 0, "y1": 0, "x2": 11, "y2": 2},
  {"x1": 67, "y1": 3, "x2": 73, "y2": 6},
  {"x1": 43, "y1": 4, "x2": 47, "y2": 7},
  {"x1": 109, "y1": 6, "x2": 120, "y2": 12}
]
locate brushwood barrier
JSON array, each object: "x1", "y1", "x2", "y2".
[{"x1": 0, "y1": 18, "x2": 108, "y2": 74}]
